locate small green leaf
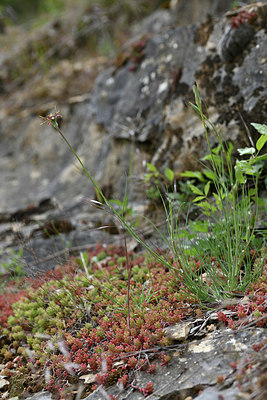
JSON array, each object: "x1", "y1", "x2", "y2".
[
  {"x1": 251, "y1": 123, "x2": 267, "y2": 135},
  {"x1": 164, "y1": 167, "x2": 174, "y2": 182},
  {"x1": 203, "y1": 169, "x2": 217, "y2": 181},
  {"x1": 196, "y1": 200, "x2": 211, "y2": 209},
  {"x1": 196, "y1": 201, "x2": 211, "y2": 216},
  {"x1": 189, "y1": 102, "x2": 201, "y2": 115},
  {"x1": 179, "y1": 171, "x2": 205, "y2": 181},
  {"x1": 192, "y1": 196, "x2": 206, "y2": 202},
  {"x1": 204, "y1": 181, "x2": 211, "y2": 196},
  {"x1": 235, "y1": 160, "x2": 250, "y2": 171},
  {"x1": 249, "y1": 188, "x2": 256, "y2": 196},
  {"x1": 250, "y1": 154, "x2": 267, "y2": 163},
  {"x1": 235, "y1": 162, "x2": 246, "y2": 184},
  {"x1": 110, "y1": 199, "x2": 123, "y2": 206},
  {"x1": 245, "y1": 164, "x2": 263, "y2": 175},
  {"x1": 210, "y1": 204, "x2": 217, "y2": 214},
  {"x1": 235, "y1": 160, "x2": 263, "y2": 176},
  {"x1": 237, "y1": 147, "x2": 256, "y2": 156},
  {"x1": 146, "y1": 163, "x2": 158, "y2": 172},
  {"x1": 201, "y1": 154, "x2": 223, "y2": 165},
  {"x1": 212, "y1": 144, "x2": 222, "y2": 155},
  {"x1": 189, "y1": 184, "x2": 204, "y2": 195},
  {"x1": 256, "y1": 135, "x2": 267, "y2": 151},
  {"x1": 193, "y1": 83, "x2": 202, "y2": 111}
]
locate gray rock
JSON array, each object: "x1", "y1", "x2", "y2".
[
  {"x1": 163, "y1": 321, "x2": 193, "y2": 341},
  {"x1": 92, "y1": 24, "x2": 204, "y2": 143},
  {"x1": 82, "y1": 328, "x2": 266, "y2": 400},
  {"x1": 22, "y1": 392, "x2": 52, "y2": 400},
  {"x1": 219, "y1": 24, "x2": 255, "y2": 62},
  {"x1": 193, "y1": 386, "x2": 240, "y2": 400},
  {"x1": 132, "y1": 9, "x2": 174, "y2": 37},
  {"x1": 232, "y1": 29, "x2": 267, "y2": 114},
  {"x1": 170, "y1": 0, "x2": 234, "y2": 25},
  {"x1": 0, "y1": 2, "x2": 266, "y2": 271}
]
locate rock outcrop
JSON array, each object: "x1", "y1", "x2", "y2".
[
  {"x1": 14, "y1": 324, "x2": 267, "y2": 400},
  {"x1": 84, "y1": 326, "x2": 266, "y2": 400},
  {"x1": 0, "y1": 2, "x2": 266, "y2": 268}
]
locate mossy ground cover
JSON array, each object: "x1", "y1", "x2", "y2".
[{"x1": 0, "y1": 243, "x2": 266, "y2": 399}]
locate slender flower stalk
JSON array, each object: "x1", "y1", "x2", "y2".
[
  {"x1": 40, "y1": 110, "x2": 170, "y2": 333},
  {"x1": 39, "y1": 111, "x2": 170, "y2": 267}
]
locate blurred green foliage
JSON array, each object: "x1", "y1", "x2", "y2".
[
  {"x1": 0, "y1": 0, "x2": 168, "y2": 23},
  {"x1": 0, "y1": 0, "x2": 64, "y2": 22}
]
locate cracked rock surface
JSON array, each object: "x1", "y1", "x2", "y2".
[
  {"x1": 84, "y1": 328, "x2": 266, "y2": 400},
  {"x1": 1, "y1": 2, "x2": 266, "y2": 272}
]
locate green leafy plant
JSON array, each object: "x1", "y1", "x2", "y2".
[
  {"x1": 143, "y1": 163, "x2": 175, "y2": 200},
  {"x1": 40, "y1": 0, "x2": 64, "y2": 14},
  {"x1": 144, "y1": 163, "x2": 174, "y2": 184},
  {"x1": 177, "y1": 84, "x2": 266, "y2": 298},
  {"x1": 109, "y1": 188, "x2": 140, "y2": 228},
  {"x1": 1, "y1": 248, "x2": 25, "y2": 278},
  {"x1": 183, "y1": 108, "x2": 266, "y2": 230},
  {"x1": 144, "y1": 162, "x2": 204, "y2": 207}
]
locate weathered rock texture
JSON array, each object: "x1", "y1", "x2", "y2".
[
  {"x1": 0, "y1": 2, "x2": 266, "y2": 267},
  {"x1": 81, "y1": 327, "x2": 267, "y2": 400},
  {"x1": 9, "y1": 324, "x2": 266, "y2": 400},
  {"x1": 91, "y1": 1, "x2": 267, "y2": 190}
]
